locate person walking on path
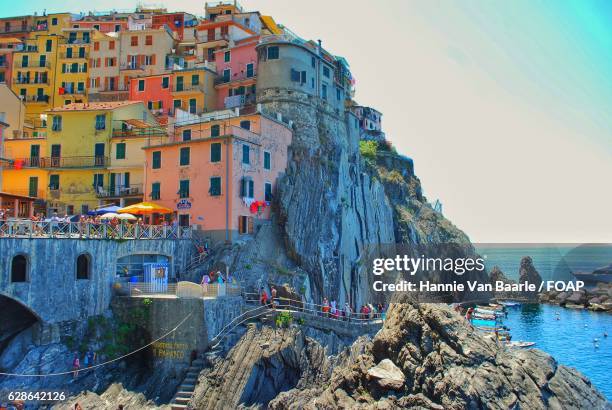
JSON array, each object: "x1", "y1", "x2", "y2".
[
  {"x1": 271, "y1": 286, "x2": 277, "y2": 309},
  {"x1": 72, "y1": 354, "x2": 80, "y2": 379}
]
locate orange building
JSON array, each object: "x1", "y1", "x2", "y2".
[{"x1": 142, "y1": 110, "x2": 292, "y2": 242}]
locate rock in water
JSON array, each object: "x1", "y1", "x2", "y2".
[
  {"x1": 366, "y1": 358, "x2": 405, "y2": 390},
  {"x1": 519, "y1": 256, "x2": 543, "y2": 300}
]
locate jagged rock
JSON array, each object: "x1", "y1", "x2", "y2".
[
  {"x1": 519, "y1": 256, "x2": 543, "y2": 301},
  {"x1": 366, "y1": 358, "x2": 405, "y2": 390},
  {"x1": 265, "y1": 302, "x2": 608, "y2": 409},
  {"x1": 53, "y1": 383, "x2": 161, "y2": 410}
]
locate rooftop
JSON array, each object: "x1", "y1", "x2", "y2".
[{"x1": 48, "y1": 101, "x2": 141, "y2": 112}]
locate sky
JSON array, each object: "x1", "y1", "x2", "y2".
[{"x1": 3, "y1": 0, "x2": 612, "y2": 243}]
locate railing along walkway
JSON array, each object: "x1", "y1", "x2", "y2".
[
  {"x1": 0, "y1": 220, "x2": 192, "y2": 239},
  {"x1": 124, "y1": 281, "x2": 241, "y2": 299}
]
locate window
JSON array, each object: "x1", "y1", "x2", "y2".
[
  {"x1": 290, "y1": 69, "x2": 300, "y2": 82},
  {"x1": 246, "y1": 63, "x2": 254, "y2": 78},
  {"x1": 267, "y1": 46, "x2": 279, "y2": 60},
  {"x1": 336, "y1": 88, "x2": 341, "y2": 101},
  {"x1": 145, "y1": 35, "x2": 153, "y2": 45},
  {"x1": 152, "y1": 151, "x2": 161, "y2": 169},
  {"x1": 151, "y1": 182, "x2": 161, "y2": 199},
  {"x1": 173, "y1": 99, "x2": 182, "y2": 109},
  {"x1": 114, "y1": 25, "x2": 120, "y2": 32},
  {"x1": 242, "y1": 144, "x2": 250, "y2": 164},
  {"x1": 162, "y1": 76, "x2": 169, "y2": 88},
  {"x1": 238, "y1": 216, "x2": 253, "y2": 234},
  {"x1": 93, "y1": 174, "x2": 104, "y2": 189},
  {"x1": 300, "y1": 71, "x2": 306, "y2": 84},
  {"x1": 179, "y1": 147, "x2": 190, "y2": 166},
  {"x1": 116, "y1": 143, "x2": 126, "y2": 159},
  {"x1": 323, "y1": 66, "x2": 330, "y2": 78},
  {"x1": 264, "y1": 151, "x2": 271, "y2": 170},
  {"x1": 109, "y1": 40, "x2": 115, "y2": 50},
  {"x1": 189, "y1": 98, "x2": 197, "y2": 114},
  {"x1": 211, "y1": 124, "x2": 220, "y2": 137},
  {"x1": 93, "y1": 25, "x2": 100, "y2": 31},
  {"x1": 191, "y1": 74, "x2": 199, "y2": 86},
  {"x1": 179, "y1": 179, "x2": 190, "y2": 198},
  {"x1": 78, "y1": 47, "x2": 85, "y2": 58},
  {"x1": 131, "y1": 36, "x2": 138, "y2": 46},
  {"x1": 95, "y1": 114, "x2": 106, "y2": 130},
  {"x1": 10, "y1": 255, "x2": 27, "y2": 282},
  {"x1": 311, "y1": 56, "x2": 315, "y2": 68},
  {"x1": 138, "y1": 79, "x2": 145, "y2": 92},
  {"x1": 52, "y1": 115, "x2": 62, "y2": 131},
  {"x1": 224, "y1": 50, "x2": 230, "y2": 62},
  {"x1": 52, "y1": 17, "x2": 58, "y2": 26},
  {"x1": 176, "y1": 76, "x2": 184, "y2": 91},
  {"x1": 182, "y1": 129, "x2": 192, "y2": 141},
  {"x1": 265, "y1": 182, "x2": 273, "y2": 202},
  {"x1": 179, "y1": 214, "x2": 189, "y2": 227},
  {"x1": 240, "y1": 120, "x2": 250, "y2": 130},
  {"x1": 211, "y1": 142, "x2": 221, "y2": 162},
  {"x1": 28, "y1": 176, "x2": 38, "y2": 197},
  {"x1": 209, "y1": 176, "x2": 221, "y2": 196},
  {"x1": 241, "y1": 177, "x2": 254, "y2": 198},
  {"x1": 311, "y1": 77, "x2": 315, "y2": 88},
  {"x1": 222, "y1": 69, "x2": 230, "y2": 82},
  {"x1": 49, "y1": 174, "x2": 60, "y2": 190},
  {"x1": 46, "y1": 39, "x2": 52, "y2": 52},
  {"x1": 93, "y1": 41, "x2": 100, "y2": 51},
  {"x1": 76, "y1": 254, "x2": 90, "y2": 280},
  {"x1": 321, "y1": 83, "x2": 328, "y2": 100},
  {"x1": 81, "y1": 204, "x2": 89, "y2": 215}
]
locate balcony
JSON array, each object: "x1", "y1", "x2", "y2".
[
  {"x1": 112, "y1": 128, "x2": 168, "y2": 139},
  {"x1": 120, "y1": 62, "x2": 146, "y2": 71},
  {"x1": 22, "y1": 95, "x2": 50, "y2": 103},
  {"x1": 14, "y1": 78, "x2": 49, "y2": 85},
  {"x1": 4, "y1": 157, "x2": 44, "y2": 168},
  {"x1": 66, "y1": 39, "x2": 91, "y2": 45},
  {"x1": 19, "y1": 61, "x2": 50, "y2": 68},
  {"x1": 61, "y1": 88, "x2": 86, "y2": 96},
  {"x1": 59, "y1": 52, "x2": 87, "y2": 59},
  {"x1": 214, "y1": 70, "x2": 256, "y2": 85},
  {"x1": 172, "y1": 83, "x2": 204, "y2": 93},
  {"x1": 41, "y1": 156, "x2": 109, "y2": 168},
  {"x1": 224, "y1": 93, "x2": 256, "y2": 109},
  {"x1": 95, "y1": 184, "x2": 143, "y2": 198}
]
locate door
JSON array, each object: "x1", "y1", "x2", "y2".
[
  {"x1": 94, "y1": 143, "x2": 105, "y2": 167},
  {"x1": 179, "y1": 214, "x2": 189, "y2": 227},
  {"x1": 30, "y1": 144, "x2": 40, "y2": 166},
  {"x1": 28, "y1": 177, "x2": 38, "y2": 198},
  {"x1": 110, "y1": 172, "x2": 117, "y2": 195},
  {"x1": 176, "y1": 76, "x2": 183, "y2": 92},
  {"x1": 50, "y1": 144, "x2": 61, "y2": 167}
]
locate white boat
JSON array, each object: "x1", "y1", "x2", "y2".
[
  {"x1": 507, "y1": 341, "x2": 536, "y2": 348},
  {"x1": 500, "y1": 301, "x2": 520, "y2": 307}
]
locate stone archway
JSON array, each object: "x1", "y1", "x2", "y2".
[{"x1": 0, "y1": 294, "x2": 41, "y2": 360}]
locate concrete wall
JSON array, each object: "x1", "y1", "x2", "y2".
[{"x1": 0, "y1": 238, "x2": 193, "y2": 324}]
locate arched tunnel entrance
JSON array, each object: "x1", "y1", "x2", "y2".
[{"x1": 0, "y1": 295, "x2": 39, "y2": 359}]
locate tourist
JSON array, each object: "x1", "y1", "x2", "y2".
[
  {"x1": 271, "y1": 286, "x2": 277, "y2": 309},
  {"x1": 344, "y1": 303, "x2": 352, "y2": 322},
  {"x1": 260, "y1": 287, "x2": 269, "y2": 306},
  {"x1": 201, "y1": 274, "x2": 210, "y2": 294},
  {"x1": 86, "y1": 349, "x2": 95, "y2": 367},
  {"x1": 322, "y1": 297, "x2": 330, "y2": 317},
  {"x1": 330, "y1": 300, "x2": 337, "y2": 319},
  {"x1": 72, "y1": 354, "x2": 80, "y2": 379}
]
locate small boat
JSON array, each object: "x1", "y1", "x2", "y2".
[
  {"x1": 500, "y1": 301, "x2": 520, "y2": 307},
  {"x1": 507, "y1": 341, "x2": 536, "y2": 348},
  {"x1": 475, "y1": 308, "x2": 504, "y2": 316}
]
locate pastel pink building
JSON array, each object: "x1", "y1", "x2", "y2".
[
  {"x1": 214, "y1": 36, "x2": 258, "y2": 110},
  {"x1": 142, "y1": 111, "x2": 292, "y2": 242}
]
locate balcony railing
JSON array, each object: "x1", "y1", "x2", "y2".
[
  {"x1": 0, "y1": 220, "x2": 192, "y2": 240},
  {"x1": 61, "y1": 88, "x2": 86, "y2": 95},
  {"x1": 41, "y1": 156, "x2": 109, "y2": 168},
  {"x1": 95, "y1": 184, "x2": 144, "y2": 198},
  {"x1": 18, "y1": 61, "x2": 50, "y2": 68},
  {"x1": 214, "y1": 70, "x2": 256, "y2": 85},
  {"x1": 120, "y1": 62, "x2": 146, "y2": 71},
  {"x1": 14, "y1": 78, "x2": 49, "y2": 85},
  {"x1": 4, "y1": 157, "x2": 43, "y2": 168},
  {"x1": 0, "y1": 26, "x2": 30, "y2": 34},
  {"x1": 22, "y1": 95, "x2": 50, "y2": 103},
  {"x1": 59, "y1": 52, "x2": 87, "y2": 59},
  {"x1": 112, "y1": 128, "x2": 168, "y2": 138},
  {"x1": 172, "y1": 83, "x2": 204, "y2": 93}
]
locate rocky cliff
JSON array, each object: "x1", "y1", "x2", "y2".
[{"x1": 189, "y1": 303, "x2": 608, "y2": 409}]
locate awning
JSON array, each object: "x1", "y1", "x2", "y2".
[{"x1": 124, "y1": 119, "x2": 151, "y2": 129}]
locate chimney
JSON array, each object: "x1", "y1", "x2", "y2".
[{"x1": 317, "y1": 39, "x2": 322, "y2": 55}]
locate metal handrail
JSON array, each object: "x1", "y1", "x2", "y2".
[
  {"x1": 243, "y1": 293, "x2": 384, "y2": 323},
  {"x1": 0, "y1": 220, "x2": 192, "y2": 240}
]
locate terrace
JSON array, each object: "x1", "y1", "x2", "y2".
[{"x1": 0, "y1": 220, "x2": 192, "y2": 240}]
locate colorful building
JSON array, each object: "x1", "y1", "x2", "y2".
[
  {"x1": 55, "y1": 28, "x2": 94, "y2": 107},
  {"x1": 152, "y1": 12, "x2": 198, "y2": 41},
  {"x1": 351, "y1": 105, "x2": 384, "y2": 141},
  {"x1": 40, "y1": 101, "x2": 157, "y2": 214},
  {"x1": 0, "y1": 37, "x2": 22, "y2": 86},
  {"x1": 88, "y1": 31, "x2": 122, "y2": 101},
  {"x1": 142, "y1": 110, "x2": 292, "y2": 241},
  {"x1": 214, "y1": 36, "x2": 258, "y2": 110}
]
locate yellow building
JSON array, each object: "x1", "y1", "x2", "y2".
[
  {"x1": 55, "y1": 28, "x2": 94, "y2": 107},
  {"x1": 171, "y1": 67, "x2": 217, "y2": 115},
  {"x1": 43, "y1": 101, "x2": 158, "y2": 214},
  {"x1": 11, "y1": 33, "x2": 60, "y2": 118}
]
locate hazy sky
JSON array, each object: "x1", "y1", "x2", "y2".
[{"x1": 4, "y1": 0, "x2": 612, "y2": 243}]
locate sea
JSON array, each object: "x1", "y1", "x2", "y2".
[{"x1": 475, "y1": 244, "x2": 612, "y2": 400}]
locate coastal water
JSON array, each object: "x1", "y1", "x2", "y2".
[{"x1": 503, "y1": 304, "x2": 612, "y2": 400}]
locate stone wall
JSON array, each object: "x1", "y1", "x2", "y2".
[{"x1": 0, "y1": 238, "x2": 193, "y2": 324}]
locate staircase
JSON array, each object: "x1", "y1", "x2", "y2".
[{"x1": 170, "y1": 357, "x2": 205, "y2": 410}]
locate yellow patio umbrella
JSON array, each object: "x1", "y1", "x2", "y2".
[{"x1": 117, "y1": 202, "x2": 173, "y2": 215}]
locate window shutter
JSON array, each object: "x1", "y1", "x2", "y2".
[
  {"x1": 240, "y1": 178, "x2": 246, "y2": 197},
  {"x1": 238, "y1": 216, "x2": 244, "y2": 234},
  {"x1": 151, "y1": 54, "x2": 156, "y2": 65},
  {"x1": 247, "y1": 217, "x2": 254, "y2": 234},
  {"x1": 248, "y1": 180, "x2": 254, "y2": 198}
]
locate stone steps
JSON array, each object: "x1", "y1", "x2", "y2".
[{"x1": 169, "y1": 358, "x2": 205, "y2": 409}]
